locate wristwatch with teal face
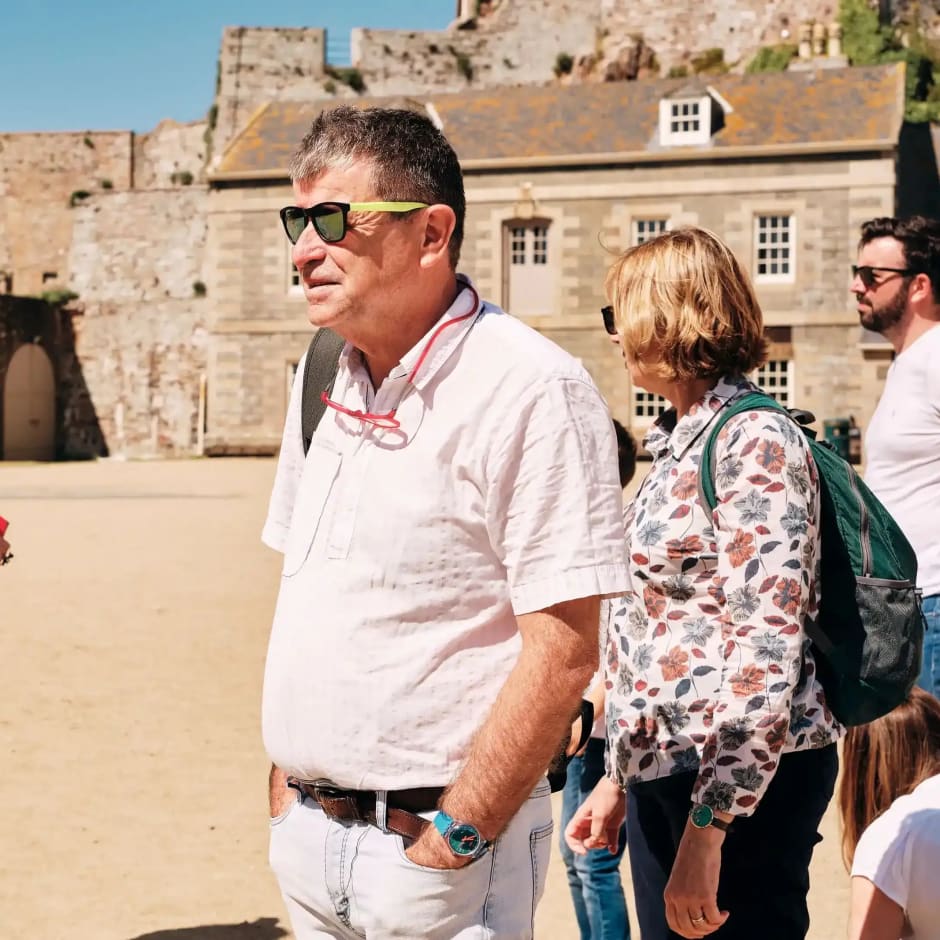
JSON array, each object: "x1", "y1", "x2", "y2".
[
  {"x1": 689, "y1": 803, "x2": 732, "y2": 832},
  {"x1": 432, "y1": 811, "x2": 491, "y2": 860}
]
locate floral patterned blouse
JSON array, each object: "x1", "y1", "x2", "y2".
[{"x1": 606, "y1": 375, "x2": 843, "y2": 816}]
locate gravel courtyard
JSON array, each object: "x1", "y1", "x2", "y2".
[{"x1": 0, "y1": 457, "x2": 849, "y2": 939}]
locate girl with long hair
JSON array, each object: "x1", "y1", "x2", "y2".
[{"x1": 840, "y1": 687, "x2": 940, "y2": 940}]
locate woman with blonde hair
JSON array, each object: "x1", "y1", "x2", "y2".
[
  {"x1": 840, "y1": 687, "x2": 940, "y2": 940},
  {"x1": 566, "y1": 227, "x2": 842, "y2": 939}
]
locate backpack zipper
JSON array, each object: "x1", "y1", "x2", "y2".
[{"x1": 847, "y1": 469, "x2": 872, "y2": 576}]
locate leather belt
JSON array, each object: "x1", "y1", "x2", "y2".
[{"x1": 290, "y1": 780, "x2": 444, "y2": 842}]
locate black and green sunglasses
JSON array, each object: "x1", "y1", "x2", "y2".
[{"x1": 279, "y1": 201, "x2": 428, "y2": 245}]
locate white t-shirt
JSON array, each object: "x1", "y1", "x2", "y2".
[
  {"x1": 864, "y1": 325, "x2": 940, "y2": 596},
  {"x1": 261, "y1": 281, "x2": 629, "y2": 789},
  {"x1": 852, "y1": 773, "x2": 940, "y2": 939}
]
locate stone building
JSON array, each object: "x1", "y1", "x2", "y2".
[{"x1": 204, "y1": 61, "x2": 923, "y2": 454}]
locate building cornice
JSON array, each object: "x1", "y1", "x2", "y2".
[{"x1": 207, "y1": 138, "x2": 896, "y2": 184}]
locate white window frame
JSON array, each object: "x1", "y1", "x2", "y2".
[
  {"x1": 286, "y1": 360, "x2": 300, "y2": 412},
  {"x1": 754, "y1": 214, "x2": 796, "y2": 284},
  {"x1": 287, "y1": 243, "x2": 302, "y2": 295},
  {"x1": 751, "y1": 359, "x2": 795, "y2": 408},
  {"x1": 504, "y1": 218, "x2": 554, "y2": 316},
  {"x1": 659, "y1": 95, "x2": 711, "y2": 146},
  {"x1": 631, "y1": 388, "x2": 669, "y2": 423},
  {"x1": 632, "y1": 218, "x2": 669, "y2": 246}
]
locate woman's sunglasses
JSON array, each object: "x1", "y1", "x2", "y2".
[
  {"x1": 601, "y1": 305, "x2": 617, "y2": 336},
  {"x1": 280, "y1": 201, "x2": 428, "y2": 245}
]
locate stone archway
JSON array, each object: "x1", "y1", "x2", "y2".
[{"x1": 3, "y1": 343, "x2": 55, "y2": 460}]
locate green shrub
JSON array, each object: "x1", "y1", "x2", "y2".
[
  {"x1": 344, "y1": 68, "x2": 365, "y2": 93},
  {"x1": 690, "y1": 47, "x2": 728, "y2": 74},
  {"x1": 746, "y1": 43, "x2": 798, "y2": 73},
  {"x1": 838, "y1": 0, "x2": 940, "y2": 122},
  {"x1": 325, "y1": 66, "x2": 365, "y2": 93},
  {"x1": 100, "y1": 179, "x2": 113, "y2": 190},
  {"x1": 40, "y1": 288, "x2": 79, "y2": 306},
  {"x1": 323, "y1": 80, "x2": 337, "y2": 95},
  {"x1": 170, "y1": 170, "x2": 194, "y2": 186},
  {"x1": 192, "y1": 281, "x2": 207, "y2": 298},
  {"x1": 839, "y1": 0, "x2": 892, "y2": 65},
  {"x1": 83, "y1": 135, "x2": 94, "y2": 149},
  {"x1": 455, "y1": 53, "x2": 473, "y2": 81},
  {"x1": 554, "y1": 52, "x2": 574, "y2": 77},
  {"x1": 69, "y1": 190, "x2": 91, "y2": 207},
  {"x1": 207, "y1": 103, "x2": 218, "y2": 130},
  {"x1": 667, "y1": 65, "x2": 689, "y2": 79}
]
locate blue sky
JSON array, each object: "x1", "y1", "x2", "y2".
[{"x1": 0, "y1": 1, "x2": 454, "y2": 133}]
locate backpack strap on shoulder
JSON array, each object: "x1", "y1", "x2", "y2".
[
  {"x1": 301, "y1": 327, "x2": 345, "y2": 455},
  {"x1": 698, "y1": 392, "x2": 788, "y2": 515}
]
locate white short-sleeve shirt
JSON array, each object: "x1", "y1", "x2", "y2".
[
  {"x1": 852, "y1": 773, "x2": 940, "y2": 939},
  {"x1": 261, "y1": 281, "x2": 629, "y2": 789},
  {"x1": 864, "y1": 325, "x2": 940, "y2": 596}
]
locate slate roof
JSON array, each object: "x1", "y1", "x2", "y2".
[{"x1": 211, "y1": 63, "x2": 906, "y2": 180}]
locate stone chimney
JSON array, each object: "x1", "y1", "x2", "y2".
[
  {"x1": 827, "y1": 22, "x2": 843, "y2": 58},
  {"x1": 798, "y1": 22, "x2": 813, "y2": 59},
  {"x1": 812, "y1": 21, "x2": 827, "y2": 57}
]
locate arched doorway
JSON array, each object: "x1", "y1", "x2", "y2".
[{"x1": 3, "y1": 343, "x2": 55, "y2": 460}]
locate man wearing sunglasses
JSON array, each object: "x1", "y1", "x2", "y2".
[
  {"x1": 853, "y1": 215, "x2": 940, "y2": 700},
  {"x1": 261, "y1": 105, "x2": 629, "y2": 939}
]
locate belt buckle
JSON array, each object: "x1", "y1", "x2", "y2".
[{"x1": 313, "y1": 783, "x2": 364, "y2": 823}]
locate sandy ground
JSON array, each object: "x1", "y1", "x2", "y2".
[{"x1": 0, "y1": 458, "x2": 849, "y2": 939}]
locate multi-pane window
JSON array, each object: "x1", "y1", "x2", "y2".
[
  {"x1": 633, "y1": 390, "x2": 669, "y2": 422},
  {"x1": 633, "y1": 218, "x2": 668, "y2": 246},
  {"x1": 755, "y1": 215, "x2": 794, "y2": 281},
  {"x1": 288, "y1": 243, "x2": 302, "y2": 292},
  {"x1": 670, "y1": 100, "x2": 700, "y2": 134},
  {"x1": 510, "y1": 225, "x2": 548, "y2": 265},
  {"x1": 506, "y1": 220, "x2": 553, "y2": 316},
  {"x1": 752, "y1": 360, "x2": 793, "y2": 408}
]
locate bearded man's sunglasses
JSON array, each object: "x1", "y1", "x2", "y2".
[
  {"x1": 851, "y1": 265, "x2": 918, "y2": 289},
  {"x1": 601, "y1": 305, "x2": 617, "y2": 336},
  {"x1": 280, "y1": 201, "x2": 428, "y2": 245}
]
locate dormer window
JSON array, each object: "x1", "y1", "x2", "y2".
[
  {"x1": 670, "y1": 100, "x2": 701, "y2": 135},
  {"x1": 659, "y1": 85, "x2": 730, "y2": 147}
]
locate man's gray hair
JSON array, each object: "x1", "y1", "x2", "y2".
[{"x1": 289, "y1": 105, "x2": 466, "y2": 267}]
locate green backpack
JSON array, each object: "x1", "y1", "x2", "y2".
[{"x1": 699, "y1": 391, "x2": 925, "y2": 727}]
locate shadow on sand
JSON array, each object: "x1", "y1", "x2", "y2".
[{"x1": 126, "y1": 918, "x2": 289, "y2": 940}]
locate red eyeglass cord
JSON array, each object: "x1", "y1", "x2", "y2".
[{"x1": 320, "y1": 284, "x2": 481, "y2": 430}]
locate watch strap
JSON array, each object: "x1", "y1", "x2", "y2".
[{"x1": 689, "y1": 802, "x2": 732, "y2": 832}]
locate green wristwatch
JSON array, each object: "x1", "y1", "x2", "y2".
[
  {"x1": 689, "y1": 803, "x2": 732, "y2": 832},
  {"x1": 433, "y1": 811, "x2": 491, "y2": 860}
]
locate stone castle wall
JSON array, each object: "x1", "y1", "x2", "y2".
[
  {"x1": 133, "y1": 119, "x2": 209, "y2": 190},
  {"x1": 209, "y1": 0, "x2": 937, "y2": 154},
  {"x1": 0, "y1": 131, "x2": 133, "y2": 296},
  {"x1": 214, "y1": 26, "x2": 332, "y2": 162},
  {"x1": 67, "y1": 188, "x2": 209, "y2": 457}
]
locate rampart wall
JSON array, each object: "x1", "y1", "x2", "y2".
[{"x1": 68, "y1": 188, "x2": 209, "y2": 457}]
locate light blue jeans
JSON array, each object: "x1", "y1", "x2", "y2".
[
  {"x1": 559, "y1": 739, "x2": 630, "y2": 940},
  {"x1": 919, "y1": 594, "x2": 940, "y2": 698},
  {"x1": 270, "y1": 779, "x2": 553, "y2": 939}
]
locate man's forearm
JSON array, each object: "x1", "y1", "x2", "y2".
[
  {"x1": 269, "y1": 763, "x2": 290, "y2": 816},
  {"x1": 440, "y1": 597, "x2": 599, "y2": 840}
]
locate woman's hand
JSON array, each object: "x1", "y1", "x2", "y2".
[
  {"x1": 664, "y1": 821, "x2": 730, "y2": 937},
  {"x1": 564, "y1": 775, "x2": 625, "y2": 855}
]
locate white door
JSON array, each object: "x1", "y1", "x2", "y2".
[{"x1": 3, "y1": 344, "x2": 55, "y2": 461}]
